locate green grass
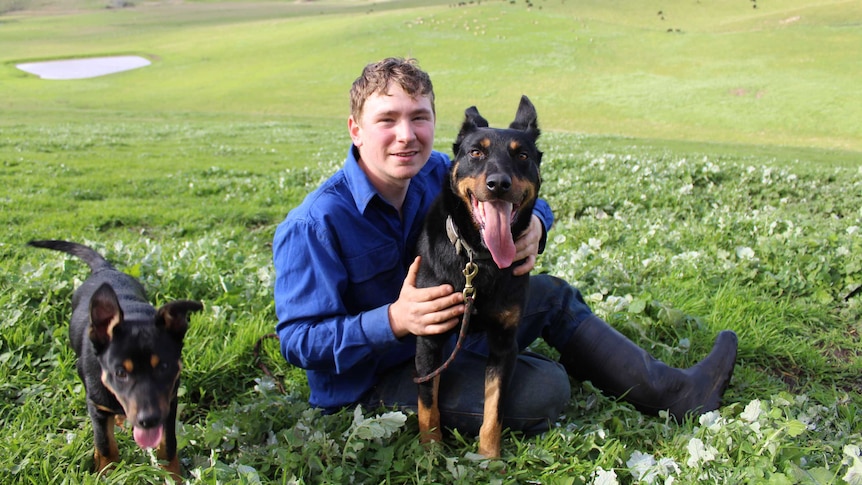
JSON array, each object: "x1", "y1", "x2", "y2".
[{"x1": 1, "y1": 1, "x2": 861, "y2": 483}]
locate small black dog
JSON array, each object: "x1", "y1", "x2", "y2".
[
  {"x1": 414, "y1": 96, "x2": 542, "y2": 458},
  {"x1": 29, "y1": 240, "x2": 202, "y2": 480}
]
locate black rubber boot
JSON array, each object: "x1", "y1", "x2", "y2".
[{"x1": 560, "y1": 315, "x2": 738, "y2": 420}]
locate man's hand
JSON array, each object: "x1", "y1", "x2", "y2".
[
  {"x1": 512, "y1": 215, "x2": 543, "y2": 276},
  {"x1": 389, "y1": 256, "x2": 464, "y2": 339}
]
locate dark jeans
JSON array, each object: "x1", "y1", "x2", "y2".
[{"x1": 362, "y1": 274, "x2": 594, "y2": 436}]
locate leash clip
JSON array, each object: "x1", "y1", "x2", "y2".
[{"x1": 462, "y1": 261, "x2": 478, "y2": 299}]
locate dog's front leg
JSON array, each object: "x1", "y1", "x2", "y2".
[
  {"x1": 156, "y1": 398, "x2": 181, "y2": 483},
  {"x1": 478, "y1": 325, "x2": 518, "y2": 458},
  {"x1": 90, "y1": 410, "x2": 120, "y2": 472},
  {"x1": 416, "y1": 334, "x2": 447, "y2": 444}
]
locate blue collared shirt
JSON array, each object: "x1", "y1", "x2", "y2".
[{"x1": 272, "y1": 145, "x2": 554, "y2": 411}]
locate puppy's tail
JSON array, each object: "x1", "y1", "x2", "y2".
[{"x1": 27, "y1": 240, "x2": 115, "y2": 273}]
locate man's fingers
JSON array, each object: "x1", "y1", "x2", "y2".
[{"x1": 404, "y1": 256, "x2": 421, "y2": 287}]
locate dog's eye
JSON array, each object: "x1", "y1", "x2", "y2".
[
  {"x1": 469, "y1": 149, "x2": 483, "y2": 159},
  {"x1": 517, "y1": 152, "x2": 529, "y2": 161},
  {"x1": 115, "y1": 369, "x2": 129, "y2": 381}
]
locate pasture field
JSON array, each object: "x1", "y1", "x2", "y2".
[{"x1": 1, "y1": 0, "x2": 861, "y2": 483}]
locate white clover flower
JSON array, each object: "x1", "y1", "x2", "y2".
[
  {"x1": 679, "y1": 184, "x2": 693, "y2": 195},
  {"x1": 848, "y1": 226, "x2": 859, "y2": 235}
]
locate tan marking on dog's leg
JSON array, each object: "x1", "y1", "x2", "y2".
[
  {"x1": 497, "y1": 307, "x2": 521, "y2": 330},
  {"x1": 478, "y1": 373, "x2": 502, "y2": 458},
  {"x1": 157, "y1": 435, "x2": 181, "y2": 484},
  {"x1": 417, "y1": 375, "x2": 442, "y2": 444},
  {"x1": 94, "y1": 415, "x2": 120, "y2": 472}
]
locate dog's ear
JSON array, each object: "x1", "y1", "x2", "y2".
[
  {"x1": 156, "y1": 300, "x2": 203, "y2": 341},
  {"x1": 89, "y1": 283, "x2": 123, "y2": 351},
  {"x1": 509, "y1": 95, "x2": 540, "y2": 140},
  {"x1": 464, "y1": 106, "x2": 489, "y2": 128},
  {"x1": 453, "y1": 106, "x2": 490, "y2": 155}
]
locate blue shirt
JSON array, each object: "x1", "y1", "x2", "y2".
[{"x1": 272, "y1": 145, "x2": 554, "y2": 411}]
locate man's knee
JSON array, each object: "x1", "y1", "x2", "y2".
[{"x1": 502, "y1": 352, "x2": 571, "y2": 434}]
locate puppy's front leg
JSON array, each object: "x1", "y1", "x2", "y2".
[{"x1": 91, "y1": 410, "x2": 120, "y2": 472}]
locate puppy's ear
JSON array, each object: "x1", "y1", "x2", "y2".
[
  {"x1": 453, "y1": 106, "x2": 490, "y2": 155},
  {"x1": 89, "y1": 283, "x2": 123, "y2": 352},
  {"x1": 509, "y1": 95, "x2": 540, "y2": 139},
  {"x1": 156, "y1": 300, "x2": 203, "y2": 342}
]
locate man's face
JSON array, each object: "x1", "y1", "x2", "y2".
[{"x1": 348, "y1": 83, "x2": 435, "y2": 188}]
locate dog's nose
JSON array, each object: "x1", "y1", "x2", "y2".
[
  {"x1": 136, "y1": 410, "x2": 162, "y2": 429},
  {"x1": 486, "y1": 174, "x2": 512, "y2": 194}
]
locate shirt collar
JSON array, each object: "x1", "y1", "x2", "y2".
[
  {"x1": 344, "y1": 145, "x2": 379, "y2": 214},
  {"x1": 343, "y1": 144, "x2": 433, "y2": 215}
]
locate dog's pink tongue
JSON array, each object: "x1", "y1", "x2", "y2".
[
  {"x1": 133, "y1": 426, "x2": 164, "y2": 449},
  {"x1": 481, "y1": 200, "x2": 516, "y2": 269}
]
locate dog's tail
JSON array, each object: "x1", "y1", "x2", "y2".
[{"x1": 27, "y1": 240, "x2": 115, "y2": 272}]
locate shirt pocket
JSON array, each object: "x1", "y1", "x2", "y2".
[{"x1": 343, "y1": 242, "x2": 402, "y2": 311}]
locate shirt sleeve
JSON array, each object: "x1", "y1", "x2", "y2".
[
  {"x1": 532, "y1": 197, "x2": 554, "y2": 254},
  {"x1": 272, "y1": 215, "x2": 403, "y2": 375}
]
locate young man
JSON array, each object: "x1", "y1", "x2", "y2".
[{"x1": 272, "y1": 57, "x2": 737, "y2": 435}]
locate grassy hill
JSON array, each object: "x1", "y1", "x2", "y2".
[{"x1": 2, "y1": 0, "x2": 860, "y2": 153}]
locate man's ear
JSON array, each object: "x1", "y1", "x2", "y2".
[{"x1": 348, "y1": 115, "x2": 363, "y2": 147}]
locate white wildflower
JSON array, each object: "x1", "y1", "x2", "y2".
[
  {"x1": 735, "y1": 246, "x2": 755, "y2": 260},
  {"x1": 848, "y1": 226, "x2": 859, "y2": 235},
  {"x1": 679, "y1": 184, "x2": 693, "y2": 195},
  {"x1": 627, "y1": 451, "x2": 656, "y2": 482},
  {"x1": 686, "y1": 438, "x2": 718, "y2": 467},
  {"x1": 698, "y1": 410, "x2": 722, "y2": 431},
  {"x1": 843, "y1": 444, "x2": 862, "y2": 485},
  {"x1": 592, "y1": 466, "x2": 619, "y2": 485},
  {"x1": 740, "y1": 399, "x2": 763, "y2": 423}
]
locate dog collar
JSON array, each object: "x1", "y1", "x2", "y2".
[{"x1": 446, "y1": 216, "x2": 492, "y2": 261}]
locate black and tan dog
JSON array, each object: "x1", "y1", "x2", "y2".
[
  {"x1": 29, "y1": 240, "x2": 202, "y2": 480},
  {"x1": 414, "y1": 96, "x2": 542, "y2": 458}
]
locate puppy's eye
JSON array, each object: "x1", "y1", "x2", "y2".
[
  {"x1": 518, "y1": 152, "x2": 529, "y2": 161},
  {"x1": 115, "y1": 369, "x2": 128, "y2": 381},
  {"x1": 469, "y1": 149, "x2": 483, "y2": 159}
]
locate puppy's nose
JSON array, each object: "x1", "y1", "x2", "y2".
[
  {"x1": 486, "y1": 173, "x2": 512, "y2": 194},
  {"x1": 136, "y1": 410, "x2": 162, "y2": 429}
]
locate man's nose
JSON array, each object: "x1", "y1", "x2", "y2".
[{"x1": 395, "y1": 119, "x2": 417, "y2": 142}]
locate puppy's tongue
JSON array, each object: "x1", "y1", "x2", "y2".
[
  {"x1": 480, "y1": 200, "x2": 516, "y2": 269},
  {"x1": 133, "y1": 425, "x2": 164, "y2": 449}
]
